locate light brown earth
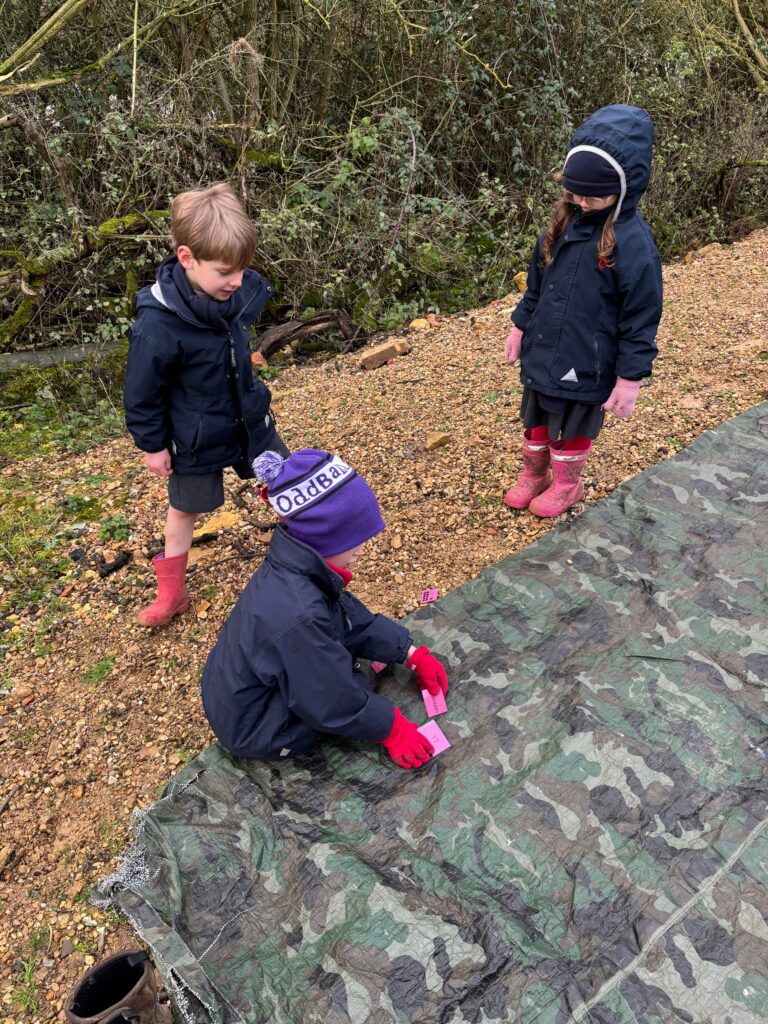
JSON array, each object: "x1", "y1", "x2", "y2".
[{"x1": 1, "y1": 231, "x2": 767, "y2": 1021}]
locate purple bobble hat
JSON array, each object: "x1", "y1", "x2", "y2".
[{"x1": 253, "y1": 449, "x2": 385, "y2": 557}]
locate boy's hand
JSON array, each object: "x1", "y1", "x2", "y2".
[
  {"x1": 144, "y1": 449, "x2": 173, "y2": 477},
  {"x1": 379, "y1": 707, "x2": 434, "y2": 769},
  {"x1": 504, "y1": 326, "x2": 524, "y2": 364},
  {"x1": 406, "y1": 645, "x2": 449, "y2": 696}
]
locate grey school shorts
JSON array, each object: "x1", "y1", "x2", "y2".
[
  {"x1": 167, "y1": 471, "x2": 225, "y2": 514},
  {"x1": 167, "y1": 433, "x2": 290, "y2": 514}
]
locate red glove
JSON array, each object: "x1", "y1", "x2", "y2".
[
  {"x1": 504, "y1": 326, "x2": 524, "y2": 364},
  {"x1": 603, "y1": 377, "x2": 641, "y2": 419},
  {"x1": 379, "y1": 707, "x2": 433, "y2": 768},
  {"x1": 406, "y1": 645, "x2": 448, "y2": 696}
]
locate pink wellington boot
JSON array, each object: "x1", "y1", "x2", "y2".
[
  {"x1": 136, "y1": 552, "x2": 190, "y2": 627},
  {"x1": 504, "y1": 430, "x2": 552, "y2": 509},
  {"x1": 528, "y1": 442, "x2": 590, "y2": 517}
]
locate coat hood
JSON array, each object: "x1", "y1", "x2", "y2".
[
  {"x1": 135, "y1": 256, "x2": 272, "y2": 328},
  {"x1": 565, "y1": 105, "x2": 653, "y2": 222}
]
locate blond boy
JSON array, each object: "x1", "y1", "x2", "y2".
[{"x1": 124, "y1": 183, "x2": 288, "y2": 626}]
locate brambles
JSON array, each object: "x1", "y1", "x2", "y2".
[{"x1": 1, "y1": 1, "x2": 766, "y2": 359}]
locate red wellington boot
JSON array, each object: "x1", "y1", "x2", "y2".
[
  {"x1": 136, "y1": 552, "x2": 190, "y2": 627},
  {"x1": 504, "y1": 430, "x2": 552, "y2": 509},
  {"x1": 528, "y1": 442, "x2": 590, "y2": 517}
]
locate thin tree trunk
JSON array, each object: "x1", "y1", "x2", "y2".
[
  {"x1": 214, "y1": 69, "x2": 235, "y2": 123},
  {"x1": 267, "y1": 0, "x2": 280, "y2": 120},
  {"x1": 732, "y1": 0, "x2": 768, "y2": 69},
  {"x1": 314, "y1": 14, "x2": 338, "y2": 121},
  {"x1": 280, "y1": 0, "x2": 303, "y2": 120}
]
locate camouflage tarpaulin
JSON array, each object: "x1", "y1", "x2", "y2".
[{"x1": 95, "y1": 404, "x2": 768, "y2": 1024}]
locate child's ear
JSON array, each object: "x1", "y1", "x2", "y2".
[{"x1": 177, "y1": 244, "x2": 195, "y2": 269}]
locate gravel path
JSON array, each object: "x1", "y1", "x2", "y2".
[{"x1": 1, "y1": 231, "x2": 767, "y2": 1022}]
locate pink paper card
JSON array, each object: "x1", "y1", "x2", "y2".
[
  {"x1": 370, "y1": 661, "x2": 387, "y2": 674},
  {"x1": 419, "y1": 588, "x2": 440, "y2": 604},
  {"x1": 418, "y1": 719, "x2": 451, "y2": 754},
  {"x1": 422, "y1": 687, "x2": 448, "y2": 717}
]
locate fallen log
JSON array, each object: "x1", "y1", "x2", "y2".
[
  {"x1": 0, "y1": 209, "x2": 166, "y2": 352},
  {"x1": 255, "y1": 309, "x2": 365, "y2": 359}
]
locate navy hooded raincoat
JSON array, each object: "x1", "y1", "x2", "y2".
[
  {"x1": 201, "y1": 527, "x2": 411, "y2": 759},
  {"x1": 123, "y1": 258, "x2": 277, "y2": 475},
  {"x1": 512, "y1": 105, "x2": 663, "y2": 404}
]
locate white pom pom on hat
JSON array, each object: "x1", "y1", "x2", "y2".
[{"x1": 252, "y1": 449, "x2": 285, "y2": 483}]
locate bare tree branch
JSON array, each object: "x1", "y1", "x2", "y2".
[
  {"x1": 0, "y1": 0, "x2": 204, "y2": 97},
  {"x1": 0, "y1": 0, "x2": 95, "y2": 78},
  {"x1": 731, "y1": 0, "x2": 768, "y2": 69}
]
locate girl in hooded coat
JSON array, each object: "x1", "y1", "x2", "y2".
[{"x1": 504, "y1": 105, "x2": 663, "y2": 517}]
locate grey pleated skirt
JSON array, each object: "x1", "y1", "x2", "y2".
[{"x1": 520, "y1": 387, "x2": 605, "y2": 441}]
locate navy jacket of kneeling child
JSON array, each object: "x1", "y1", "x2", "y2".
[
  {"x1": 200, "y1": 448, "x2": 448, "y2": 770},
  {"x1": 202, "y1": 524, "x2": 409, "y2": 759}
]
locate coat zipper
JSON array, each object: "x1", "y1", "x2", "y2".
[
  {"x1": 338, "y1": 593, "x2": 352, "y2": 631},
  {"x1": 228, "y1": 332, "x2": 248, "y2": 437},
  {"x1": 228, "y1": 332, "x2": 238, "y2": 378}
]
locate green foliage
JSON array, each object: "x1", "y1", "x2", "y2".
[
  {"x1": 0, "y1": 394, "x2": 123, "y2": 459},
  {"x1": 59, "y1": 493, "x2": 102, "y2": 520},
  {"x1": 0, "y1": 462, "x2": 115, "y2": 621},
  {"x1": 1, "y1": 0, "x2": 767, "y2": 359},
  {"x1": 96, "y1": 816, "x2": 125, "y2": 855},
  {"x1": 11, "y1": 927, "x2": 49, "y2": 1015},
  {"x1": 0, "y1": 345, "x2": 127, "y2": 459},
  {"x1": 99, "y1": 514, "x2": 130, "y2": 542},
  {"x1": 82, "y1": 653, "x2": 117, "y2": 687},
  {"x1": 257, "y1": 364, "x2": 282, "y2": 381},
  {"x1": 0, "y1": 478, "x2": 70, "y2": 612}
]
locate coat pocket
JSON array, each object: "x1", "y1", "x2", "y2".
[
  {"x1": 551, "y1": 315, "x2": 614, "y2": 388},
  {"x1": 242, "y1": 385, "x2": 273, "y2": 441},
  {"x1": 172, "y1": 417, "x2": 203, "y2": 456}
]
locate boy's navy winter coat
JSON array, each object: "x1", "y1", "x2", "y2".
[
  {"x1": 201, "y1": 527, "x2": 410, "y2": 759},
  {"x1": 513, "y1": 105, "x2": 663, "y2": 403},
  {"x1": 124, "y1": 258, "x2": 277, "y2": 475}
]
